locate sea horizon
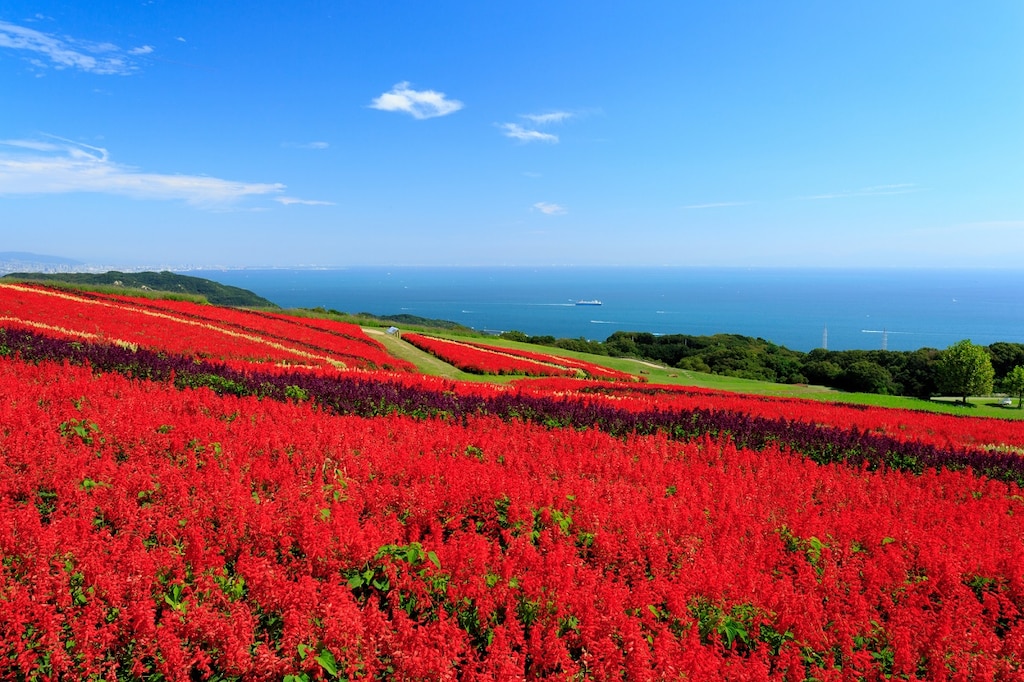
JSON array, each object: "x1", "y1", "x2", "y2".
[{"x1": 184, "y1": 265, "x2": 1024, "y2": 354}]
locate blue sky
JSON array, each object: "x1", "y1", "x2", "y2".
[{"x1": 1, "y1": 1, "x2": 1022, "y2": 268}]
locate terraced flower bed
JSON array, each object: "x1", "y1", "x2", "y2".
[{"x1": 2, "y1": 285, "x2": 1024, "y2": 680}]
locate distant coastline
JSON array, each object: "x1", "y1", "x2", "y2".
[
  {"x1": 7, "y1": 261, "x2": 1024, "y2": 353},
  {"x1": 184, "y1": 266, "x2": 1024, "y2": 353}
]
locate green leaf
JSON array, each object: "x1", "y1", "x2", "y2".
[{"x1": 315, "y1": 649, "x2": 339, "y2": 677}]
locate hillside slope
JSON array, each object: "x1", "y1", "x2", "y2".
[{"x1": 3, "y1": 270, "x2": 277, "y2": 308}]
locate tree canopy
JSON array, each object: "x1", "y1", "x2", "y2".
[
  {"x1": 500, "y1": 329, "x2": 1024, "y2": 400},
  {"x1": 1003, "y1": 365, "x2": 1024, "y2": 409},
  {"x1": 936, "y1": 339, "x2": 995, "y2": 404}
]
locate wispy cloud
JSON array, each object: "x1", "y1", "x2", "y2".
[
  {"x1": 0, "y1": 139, "x2": 62, "y2": 153},
  {"x1": 369, "y1": 82, "x2": 463, "y2": 119},
  {"x1": 0, "y1": 20, "x2": 151, "y2": 75},
  {"x1": 283, "y1": 141, "x2": 330, "y2": 150},
  {"x1": 500, "y1": 123, "x2": 558, "y2": 143},
  {"x1": 275, "y1": 197, "x2": 335, "y2": 206},
  {"x1": 684, "y1": 201, "x2": 751, "y2": 209},
  {"x1": 499, "y1": 111, "x2": 574, "y2": 144},
  {"x1": 533, "y1": 201, "x2": 567, "y2": 215},
  {"x1": 802, "y1": 183, "x2": 922, "y2": 200},
  {"x1": 0, "y1": 136, "x2": 288, "y2": 207},
  {"x1": 521, "y1": 112, "x2": 574, "y2": 126}
]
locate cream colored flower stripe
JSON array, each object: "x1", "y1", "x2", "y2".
[
  {"x1": 0, "y1": 283, "x2": 346, "y2": 369},
  {"x1": 0, "y1": 315, "x2": 132, "y2": 346}
]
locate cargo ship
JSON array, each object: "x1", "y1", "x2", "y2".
[{"x1": 575, "y1": 299, "x2": 602, "y2": 306}]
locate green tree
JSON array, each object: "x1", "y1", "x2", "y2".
[
  {"x1": 986, "y1": 342, "x2": 1024, "y2": 378},
  {"x1": 802, "y1": 359, "x2": 844, "y2": 386},
  {"x1": 936, "y1": 339, "x2": 995, "y2": 404},
  {"x1": 499, "y1": 330, "x2": 530, "y2": 343},
  {"x1": 894, "y1": 348, "x2": 940, "y2": 399},
  {"x1": 1003, "y1": 365, "x2": 1024, "y2": 409},
  {"x1": 842, "y1": 360, "x2": 897, "y2": 394}
]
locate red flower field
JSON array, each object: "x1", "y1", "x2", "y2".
[
  {"x1": 402, "y1": 333, "x2": 579, "y2": 378},
  {"x1": 2, "y1": 283, "x2": 1024, "y2": 680},
  {"x1": 0, "y1": 284, "x2": 414, "y2": 373}
]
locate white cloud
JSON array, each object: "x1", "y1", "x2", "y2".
[
  {"x1": 369, "y1": 82, "x2": 463, "y2": 119},
  {"x1": 0, "y1": 139, "x2": 63, "y2": 152},
  {"x1": 803, "y1": 183, "x2": 922, "y2": 200},
  {"x1": 499, "y1": 111, "x2": 574, "y2": 143},
  {"x1": 533, "y1": 202, "x2": 567, "y2": 215},
  {"x1": 128, "y1": 45, "x2": 154, "y2": 55},
  {"x1": 275, "y1": 197, "x2": 335, "y2": 206},
  {"x1": 0, "y1": 20, "x2": 143, "y2": 75},
  {"x1": 0, "y1": 137, "x2": 286, "y2": 207},
  {"x1": 521, "y1": 112, "x2": 574, "y2": 125},
  {"x1": 501, "y1": 123, "x2": 558, "y2": 143}
]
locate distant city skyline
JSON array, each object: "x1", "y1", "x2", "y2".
[{"x1": 1, "y1": 2, "x2": 1022, "y2": 268}]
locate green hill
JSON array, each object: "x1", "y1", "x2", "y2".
[{"x1": 3, "y1": 271, "x2": 278, "y2": 308}]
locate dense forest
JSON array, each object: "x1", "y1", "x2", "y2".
[{"x1": 501, "y1": 329, "x2": 1024, "y2": 398}]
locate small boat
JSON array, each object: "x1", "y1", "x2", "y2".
[{"x1": 575, "y1": 299, "x2": 602, "y2": 306}]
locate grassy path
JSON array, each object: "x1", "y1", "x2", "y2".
[{"x1": 364, "y1": 328, "x2": 477, "y2": 379}]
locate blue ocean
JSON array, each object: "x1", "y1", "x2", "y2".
[{"x1": 184, "y1": 267, "x2": 1024, "y2": 353}]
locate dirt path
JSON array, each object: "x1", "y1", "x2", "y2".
[{"x1": 627, "y1": 359, "x2": 668, "y2": 370}]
